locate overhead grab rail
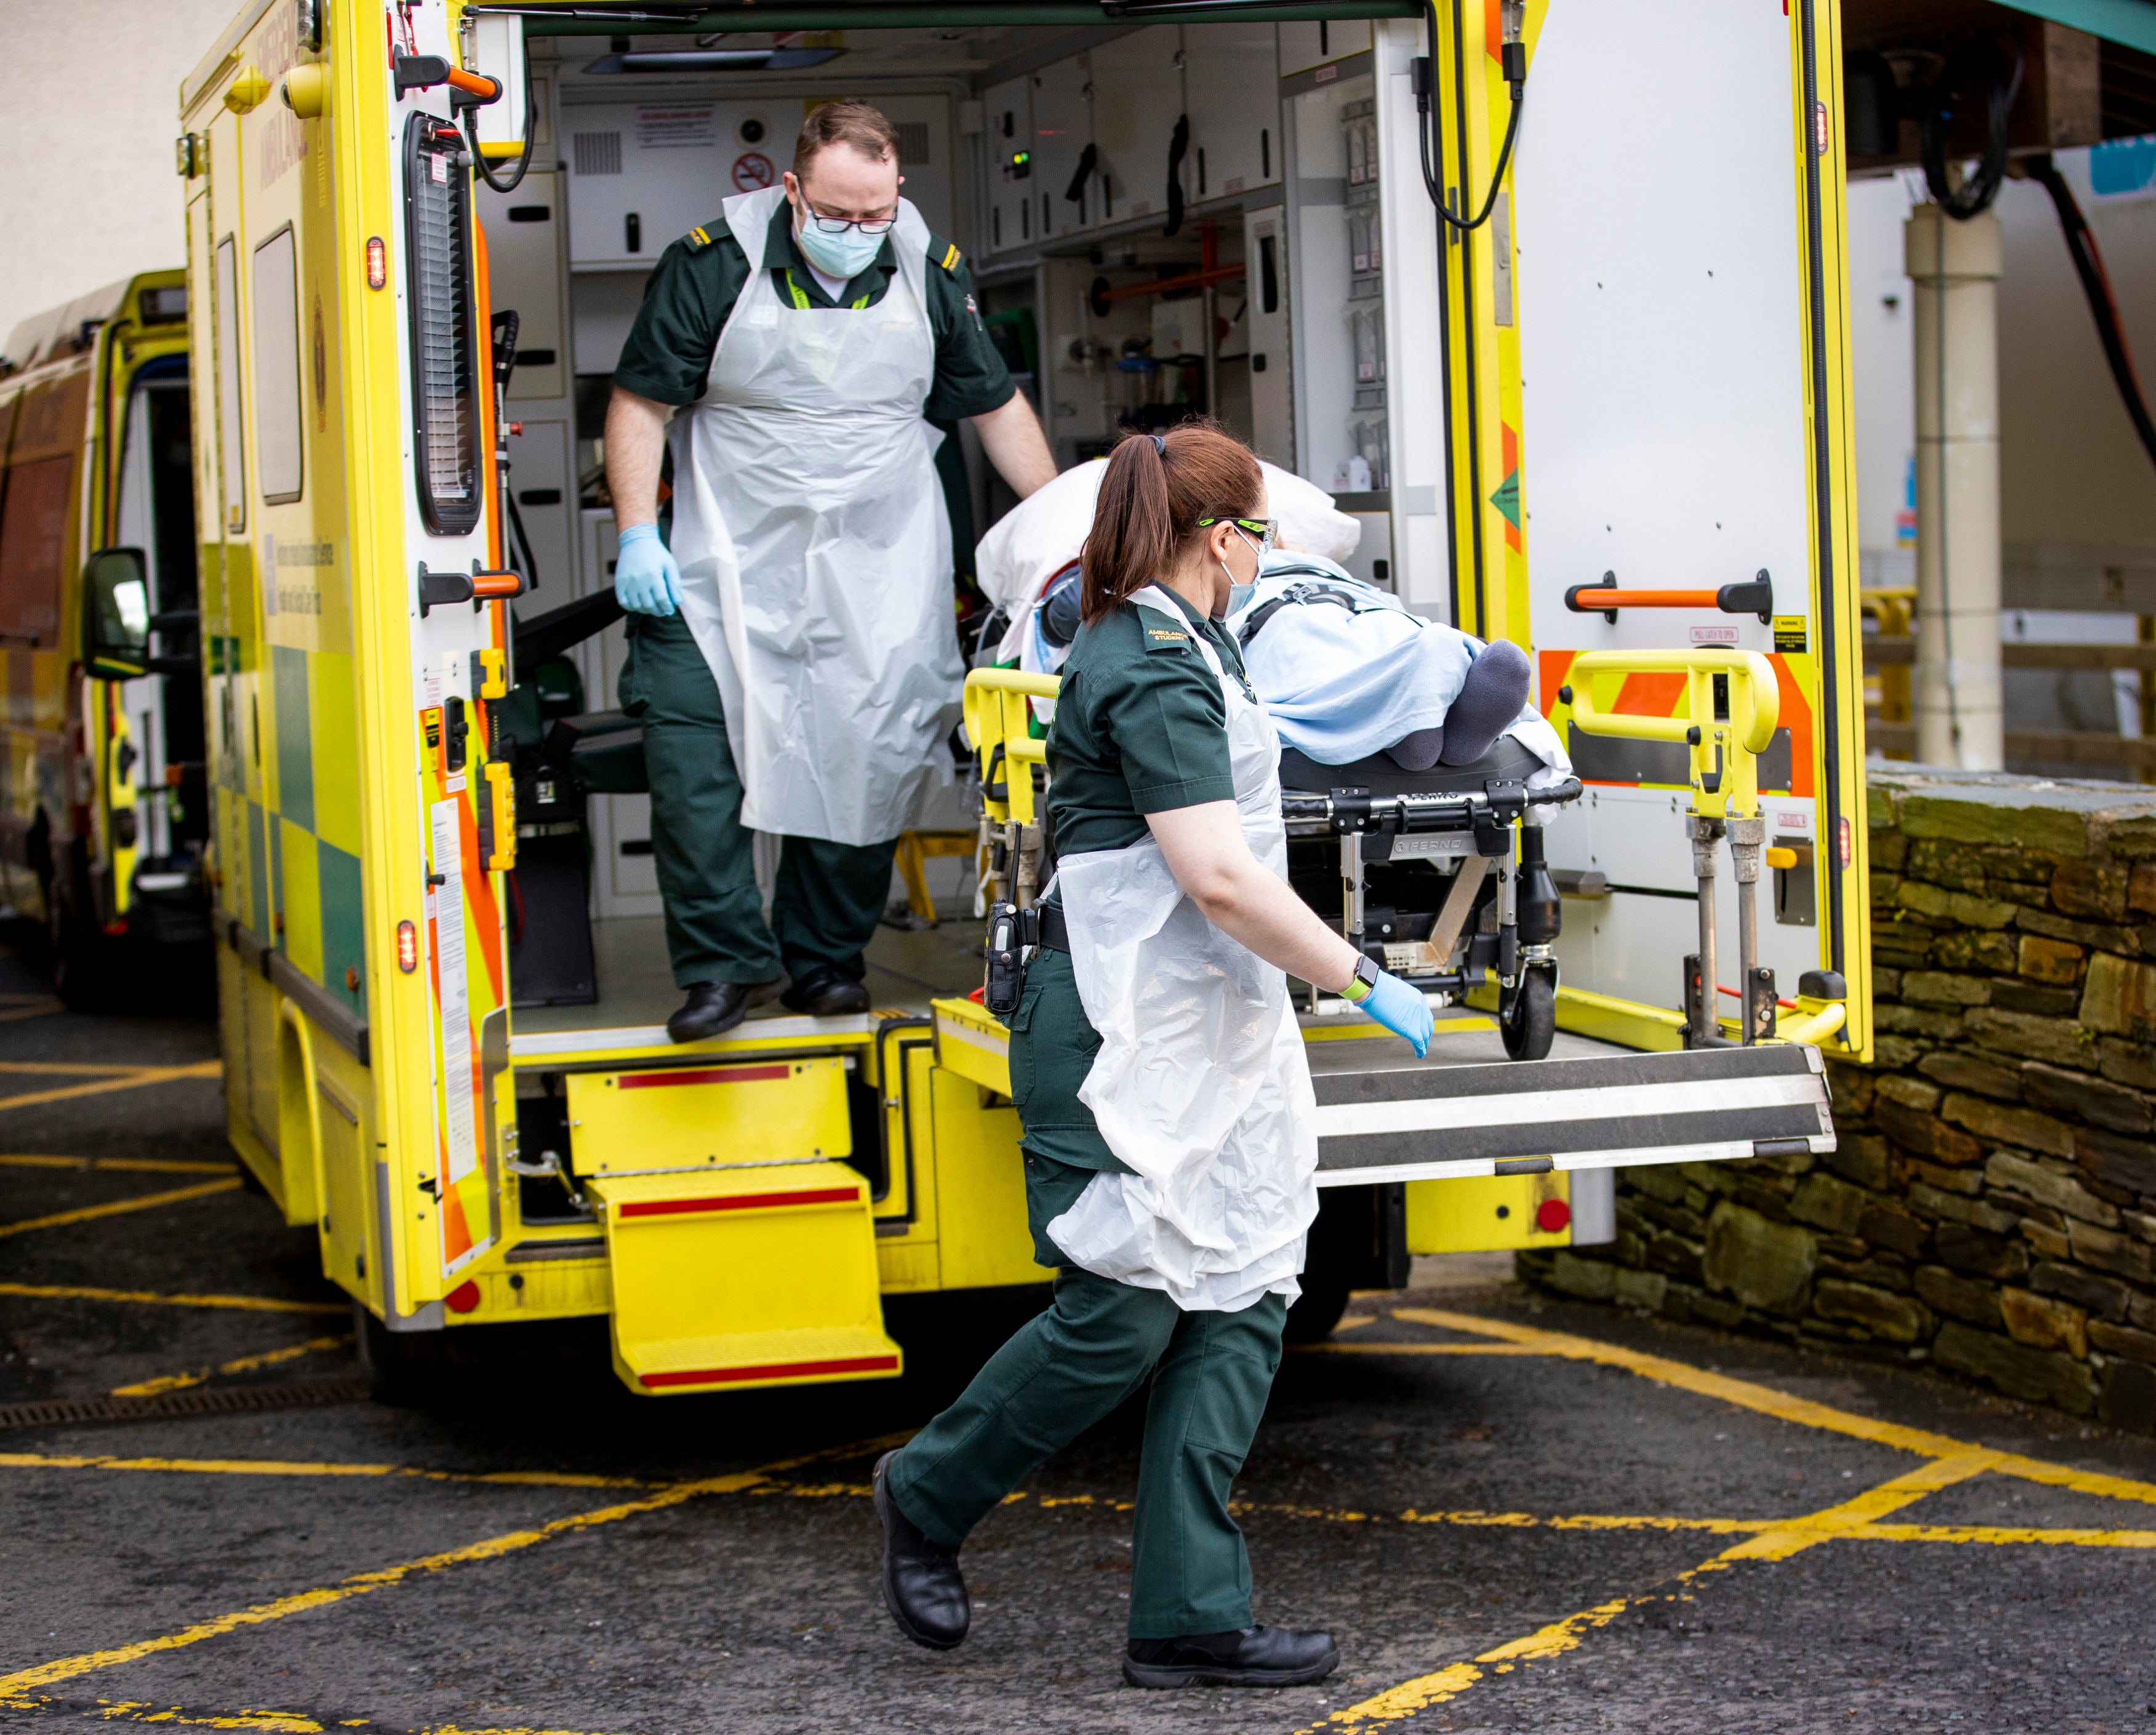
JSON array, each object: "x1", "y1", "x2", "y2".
[{"x1": 1565, "y1": 571, "x2": 1774, "y2": 624}]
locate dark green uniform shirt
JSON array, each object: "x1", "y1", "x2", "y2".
[
  {"x1": 1045, "y1": 586, "x2": 1252, "y2": 863},
  {"x1": 612, "y1": 201, "x2": 1016, "y2": 421}
]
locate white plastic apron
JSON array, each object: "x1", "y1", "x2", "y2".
[
  {"x1": 1045, "y1": 586, "x2": 1319, "y2": 1313},
  {"x1": 666, "y1": 185, "x2": 960, "y2": 847}
]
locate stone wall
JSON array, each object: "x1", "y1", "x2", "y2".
[{"x1": 1520, "y1": 765, "x2": 2156, "y2": 1435}]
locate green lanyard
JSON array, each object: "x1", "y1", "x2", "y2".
[{"x1": 782, "y1": 268, "x2": 871, "y2": 311}]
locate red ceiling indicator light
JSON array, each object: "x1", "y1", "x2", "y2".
[
  {"x1": 396, "y1": 919, "x2": 419, "y2": 972},
  {"x1": 1536, "y1": 1197, "x2": 1572, "y2": 1235},
  {"x1": 366, "y1": 235, "x2": 387, "y2": 290}
]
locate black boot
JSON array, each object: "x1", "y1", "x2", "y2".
[
  {"x1": 1124, "y1": 1626, "x2": 1340, "y2": 1689},
  {"x1": 665, "y1": 980, "x2": 779, "y2": 1044},
  {"x1": 874, "y1": 1450, "x2": 969, "y2": 1650},
  {"x1": 782, "y1": 963, "x2": 872, "y2": 1017}
]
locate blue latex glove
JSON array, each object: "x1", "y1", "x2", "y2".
[
  {"x1": 1360, "y1": 969, "x2": 1434, "y2": 1057},
  {"x1": 614, "y1": 522, "x2": 682, "y2": 617}
]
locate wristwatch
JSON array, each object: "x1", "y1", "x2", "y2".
[{"x1": 1341, "y1": 954, "x2": 1381, "y2": 1004}]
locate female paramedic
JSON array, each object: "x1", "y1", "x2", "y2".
[{"x1": 873, "y1": 422, "x2": 1433, "y2": 1689}]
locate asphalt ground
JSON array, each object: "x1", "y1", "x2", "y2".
[{"x1": 2, "y1": 936, "x2": 2154, "y2": 1734}]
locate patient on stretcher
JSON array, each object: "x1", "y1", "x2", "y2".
[{"x1": 978, "y1": 458, "x2": 1570, "y2": 791}]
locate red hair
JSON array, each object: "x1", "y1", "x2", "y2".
[{"x1": 1079, "y1": 420, "x2": 1262, "y2": 624}]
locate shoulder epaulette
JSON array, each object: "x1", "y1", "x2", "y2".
[
  {"x1": 1133, "y1": 603, "x2": 1193, "y2": 654},
  {"x1": 936, "y1": 241, "x2": 963, "y2": 273},
  {"x1": 684, "y1": 219, "x2": 728, "y2": 252}
]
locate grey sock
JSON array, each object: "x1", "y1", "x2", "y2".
[
  {"x1": 1385, "y1": 727, "x2": 1445, "y2": 771},
  {"x1": 1438, "y1": 640, "x2": 1532, "y2": 765}
]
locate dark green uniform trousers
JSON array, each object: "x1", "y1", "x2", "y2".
[
  {"x1": 885, "y1": 1152, "x2": 1291, "y2": 1640},
  {"x1": 619, "y1": 610, "x2": 898, "y2": 989}
]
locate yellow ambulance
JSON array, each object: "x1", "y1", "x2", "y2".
[
  {"x1": 170, "y1": 0, "x2": 1868, "y2": 1398},
  {"x1": 0, "y1": 270, "x2": 208, "y2": 1006}
]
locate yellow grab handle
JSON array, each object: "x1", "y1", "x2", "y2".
[
  {"x1": 1559, "y1": 649, "x2": 1780, "y2": 821},
  {"x1": 963, "y1": 668, "x2": 1063, "y2": 829},
  {"x1": 1564, "y1": 648, "x2": 1780, "y2": 754}
]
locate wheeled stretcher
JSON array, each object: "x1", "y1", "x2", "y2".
[
  {"x1": 958, "y1": 659, "x2": 1841, "y2": 1192},
  {"x1": 1278, "y1": 733, "x2": 1580, "y2": 1060}
]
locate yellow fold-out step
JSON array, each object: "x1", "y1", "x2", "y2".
[
  {"x1": 586, "y1": 1161, "x2": 902, "y2": 1396},
  {"x1": 934, "y1": 995, "x2": 1010, "y2": 1096}
]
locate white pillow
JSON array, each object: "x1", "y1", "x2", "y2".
[{"x1": 972, "y1": 457, "x2": 1360, "y2": 607}]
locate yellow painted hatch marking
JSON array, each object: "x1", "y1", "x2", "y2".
[
  {"x1": 0, "y1": 1282, "x2": 344, "y2": 1314},
  {"x1": 1855, "y1": 1520, "x2": 2156, "y2": 1548},
  {"x1": 1300, "y1": 1457, "x2": 2001, "y2": 1732},
  {"x1": 0, "y1": 997, "x2": 62, "y2": 1025},
  {"x1": 0, "y1": 1434, "x2": 910, "y2": 1702},
  {"x1": 1296, "y1": 1310, "x2": 2156, "y2": 1729},
  {"x1": 1387, "y1": 1307, "x2": 2156, "y2": 1505},
  {"x1": 112, "y1": 1334, "x2": 354, "y2": 1396},
  {"x1": 0, "y1": 1060, "x2": 221, "y2": 1116},
  {"x1": 0, "y1": 1061, "x2": 153, "y2": 1075},
  {"x1": 744, "y1": 1478, "x2": 2156, "y2": 1549},
  {"x1": 0, "y1": 1178, "x2": 241, "y2": 1241},
  {"x1": 66, "y1": 1705, "x2": 325, "y2": 1731},
  {"x1": 0, "y1": 1154, "x2": 238, "y2": 1174},
  {"x1": 0, "y1": 1450, "x2": 657, "y2": 1490},
  {"x1": 1304, "y1": 1341, "x2": 1553, "y2": 1356}
]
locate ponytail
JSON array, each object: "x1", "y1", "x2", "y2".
[{"x1": 1079, "y1": 419, "x2": 1263, "y2": 624}]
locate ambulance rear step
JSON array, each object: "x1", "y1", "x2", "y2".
[
  {"x1": 567, "y1": 1057, "x2": 900, "y2": 1394},
  {"x1": 1311, "y1": 1044, "x2": 1833, "y2": 1187}
]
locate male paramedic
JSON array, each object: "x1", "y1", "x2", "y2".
[{"x1": 605, "y1": 100, "x2": 1057, "y2": 1041}]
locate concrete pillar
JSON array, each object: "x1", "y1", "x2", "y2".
[{"x1": 1906, "y1": 204, "x2": 2004, "y2": 770}]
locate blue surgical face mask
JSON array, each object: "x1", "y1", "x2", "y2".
[
  {"x1": 795, "y1": 209, "x2": 886, "y2": 282},
  {"x1": 1218, "y1": 527, "x2": 1263, "y2": 619}
]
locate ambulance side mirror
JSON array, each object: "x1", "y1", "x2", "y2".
[{"x1": 82, "y1": 548, "x2": 152, "y2": 681}]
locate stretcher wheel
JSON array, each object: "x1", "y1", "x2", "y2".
[{"x1": 1501, "y1": 965, "x2": 1557, "y2": 1062}]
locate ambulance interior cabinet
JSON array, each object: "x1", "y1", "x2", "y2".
[
  {"x1": 1029, "y1": 55, "x2": 1095, "y2": 239},
  {"x1": 1187, "y1": 22, "x2": 1281, "y2": 201},
  {"x1": 983, "y1": 76, "x2": 1034, "y2": 254},
  {"x1": 1090, "y1": 27, "x2": 1186, "y2": 229}
]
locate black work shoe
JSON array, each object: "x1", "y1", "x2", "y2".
[
  {"x1": 665, "y1": 980, "x2": 779, "y2": 1044},
  {"x1": 1123, "y1": 1626, "x2": 1340, "y2": 1689},
  {"x1": 782, "y1": 963, "x2": 872, "y2": 1017},
  {"x1": 874, "y1": 1450, "x2": 969, "y2": 1650}
]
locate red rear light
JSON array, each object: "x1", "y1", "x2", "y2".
[
  {"x1": 1536, "y1": 1198, "x2": 1571, "y2": 1234},
  {"x1": 396, "y1": 919, "x2": 418, "y2": 972},
  {"x1": 366, "y1": 235, "x2": 387, "y2": 290},
  {"x1": 445, "y1": 1280, "x2": 480, "y2": 1314}
]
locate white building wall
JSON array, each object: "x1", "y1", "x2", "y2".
[{"x1": 0, "y1": 0, "x2": 237, "y2": 343}]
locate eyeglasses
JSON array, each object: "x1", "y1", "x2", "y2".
[
  {"x1": 801, "y1": 200, "x2": 898, "y2": 236},
  {"x1": 1197, "y1": 515, "x2": 1278, "y2": 555}
]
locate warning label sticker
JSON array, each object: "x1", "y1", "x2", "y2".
[
  {"x1": 637, "y1": 106, "x2": 717, "y2": 150},
  {"x1": 1773, "y1": 614, "x2": 1809, "y2": 653}
]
